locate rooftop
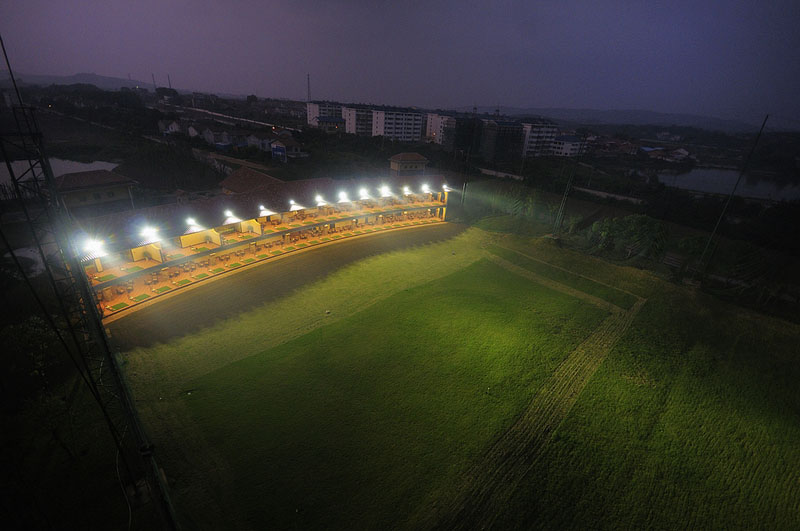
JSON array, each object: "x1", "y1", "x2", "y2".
[
  {"x1": 389, "y1": 152, "x2": 428, "y2": 162},
  {"x1": 219, "y1": 167, "x2": 284, "y2": 194},
  {"x1": 79, "y1": 174, "x2": 456, "y2": 252}
]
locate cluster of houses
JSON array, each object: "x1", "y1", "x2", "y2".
[
  {"x1": 157, "y1": 119, "x2": 306, "y2": 162},
  {"x1": 639, "y1": 146, "x2": 693, "y2": 163},
  {"x1": 587, "y1": 136, "x2": 694, "y2": 162}
]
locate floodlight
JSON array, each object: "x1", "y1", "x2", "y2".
[
  {"x1": 442, "y1": 184, "x2": 450, "y2": 192},
  {"x1": 403, "y1": 186, "x2": 412, "y2": 195},
  {"x1": 359, "y1": 187, "x2": 370, "y2": 200},
  {"x1": 338, "y1": 191, "x2": 349, "y2": 203},
  {"x1": 83, "y1": 238, "x2": 104, "y2": 254},
  {"x1": 223, "y1": 210, "x2": 241, "y2": 224},
  {"x1": 186, "y1": 218, "x2": 196, "y2": 225},
  {"x1": 141, "y1": 226, "x2": 158, "y2": 238},
  {"x1": 421, "y1": 184, "x2": 430, "y2": 193},
  {"x1": 289, "y1": 199, "x2": 295, "y2": 205},
  {"x1": 315, "y1": 195, "x2": 324, "y2": 203},
  {"x1": 379, "y1": 185, "x2": 391, "y2": 197}
]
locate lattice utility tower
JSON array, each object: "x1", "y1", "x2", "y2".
[{"x1": 0, "y1": 36, "x2": 177, "y2": 529}]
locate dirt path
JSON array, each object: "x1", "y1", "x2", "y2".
[{"x1": 420, "y1": 258, "x2": 646, "y2": 530}]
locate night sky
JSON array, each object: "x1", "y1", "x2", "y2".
[{"x1": 3, "y1": 0, "x2": 799, "y2": 124}]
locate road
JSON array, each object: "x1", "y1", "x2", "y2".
[{"x1": 106, "y1": 223, "x2": 466, "y2": 351}]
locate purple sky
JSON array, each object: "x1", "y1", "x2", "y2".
[{"x1": 3, "y1": 0, "x2": 799, "y2": 124}]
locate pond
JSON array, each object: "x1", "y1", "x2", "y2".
[
  {"x1": 658, "y1": 168, "x2": 800, "y2": 202},
  {"x1": 0, "y1": 158, "x2": 118, "y2": 185}
]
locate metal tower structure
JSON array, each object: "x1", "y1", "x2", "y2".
[
  {"x1": 552, "y1": 134, "x2": 588, "y2": 238},
  {"x1": 552, "y1": 159, "x2": 576, "y2": 237},
  {"x1": 0, "y1": 35, "x2": 177, "y2": 529}
]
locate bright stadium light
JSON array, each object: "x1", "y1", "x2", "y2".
[
  {"x1": 139, "y1": 226, "x2": 161, "y2": 244},
  {"x1": 83, "y1": 238, "x2": 107, "y2": 257},
  {"x1": 379, "y1": 185, "x2": 391, "y2": 197},
  {"x1": 290, "y1": 200, "x2": 305, "y2": 211},
  {"x1": 442, "y1": 184, "x2": 450, "y2": 192},
  {"x1": 403, "y1": 185, "x2": 412, "y2": 195},
  {"x1": 259, "y1": 205, "x2": 276, "y2": 217},
  {"x1": 338, "y1": 191, "x2": 350, "y2": 203},
  {"x1": 359, "y1": 187, "x2": 370, "y2": 200},
  {"x1": 421, "y1": 183, "x2": 431, "y2": 193},
  {"x1": 186, "y1": 218, "x2": 204, "y2": 234},
  {"x1": 142, "y1": 226, "x2": 158, "y2": 238},
  {"x1": 223, "y1": 210, "x2": 241, "y2": 224}
]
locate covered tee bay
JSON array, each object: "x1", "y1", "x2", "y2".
[{"x1": 77, "y1": 175, "x2": 455, "y2": 317}]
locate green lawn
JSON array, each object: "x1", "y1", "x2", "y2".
[
  {"x1": 182, "y1": 260, "x2": 606, "y2": 529},
  {"x1": 120, "y1": 226, "x2": 800, "y2": 530},
  {"x1": 494, "y1": 285, "x2": 800, "y2": 530},
  {"x1": 487, "y1": 244, "x2": 638, "y2": 309}
]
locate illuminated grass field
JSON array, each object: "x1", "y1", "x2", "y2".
[{"x1": 119, "y1": 227, "x2": 800, "y2": 530}]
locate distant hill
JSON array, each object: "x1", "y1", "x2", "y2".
[
  {"x1": 0, "y1": 71, "x2": 248, "y2": 99},
  {"x1": 454, "y1": 106, "x2": 763, "y2": 133},
  {"x1": 0, "y1": 71, "x2": 152, "y2": 91}
]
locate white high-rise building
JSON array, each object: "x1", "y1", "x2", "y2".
[
  {"x1": 341, "y1": 107, "x2": 373, "y2": 136},
  {"x1": 425, "y1": 113, "x2": 456, "y2": 145},
  {"x1": 372, "y1": 109, "x2": 425, "y2": 142},
  {"x1": 521, "y1": 122, "x2": 558, "y2": 157},
  {"x1": 551, "y1": 135, "x2": 587, "y2": 157}
]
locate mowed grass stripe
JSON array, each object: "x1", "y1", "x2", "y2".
[
  {"x1": 182, "y1": 260, "x2": 607, "y2": 529},
  {"x1": 428, "y1": 298, "x2": 644, "y2": 529},
  {"x1": 487, "y1": 244, "x2": 638, "y2": 309}
]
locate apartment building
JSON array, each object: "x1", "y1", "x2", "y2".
[
  {"x1": 341, "y1": 106, "x2": 374, "y2": 136},
  {"x1": 306, "y1": 101, "x2": 343, "y2": 126},
  {"x1": 372, "y1": 109, "x2": 425, "y2": 142},
  {"x1": 551, "y1": 135, "x2": 587, "y2": 157},
  {"x1": 425, "y1": 113, "x2": 456, "y2": 147},
  {"x1": 522, "y1": 121, "x2": 558, "y2": 158}
]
